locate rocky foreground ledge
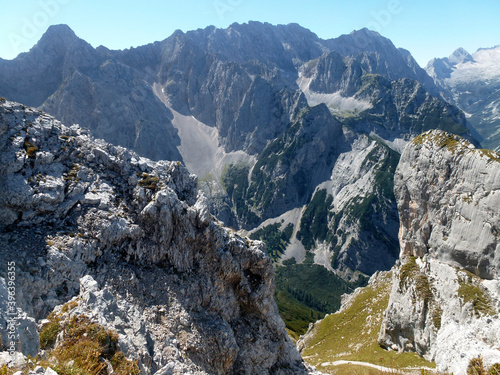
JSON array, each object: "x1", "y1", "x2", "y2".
[
  {"x1": 0, "y1": 101, "x2": 316, "y2": 374},
  {"x1": 379, "y1": 130, "x2": 500, "y2": 375}
]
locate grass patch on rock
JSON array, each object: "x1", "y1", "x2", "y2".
[
  {"x1": 300, "y1": 272, "x2": 435, "y2": 373},
  {"x1": 38, "y1": 311, "x2": 139, "y2": 375},
  {"x1": 138, "y1": 173, "x2": 160, "y2": 189},
  {"x1": 411, "y1": 131, "x2": 465, "y2": 154},
  {"x1": 39, "y1": 312, "x2": 61, "y2": 349},
  {"x1": 398, "y1": 256, "x2": 442, "y2": 330},
  {"x1": 399, "y1": 256, "x2": 433, "y2": 303},
  {"x1": 457, "y1": 273, "x2": 495, "y2": 317},
  {"x1": 467, "y1": 356, "x2": 500, "y2": 375},
  {"x1": 478, "y1": 148, "x2": 500, "y2": 163}
]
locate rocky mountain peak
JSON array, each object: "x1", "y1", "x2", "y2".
[
  {"x1": 322, "y1": 28, "x2": 438, "y2": 94},
  {"x1": 448, "y1": 47, "x2": 475, "y2": 65},
  {"x1": 326, "y1": 27, "x2": 393, "y2": 57},
  {"x1": 32, "y1": 24, "x2": 90, "y2": 55},
  {"x1": 40, "y1": 24, "x2": 78, "y2": 41},
  {"x1": 177, "y1": 21, "x2": 326, "y2": 70},
  {"x1": 349, "y1": 27, "x2": 384, "y2": 41},
  {"x1": 0, "y1": 23, "x2": 98, "y2": 108}
]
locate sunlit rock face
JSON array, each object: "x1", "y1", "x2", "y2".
[{"x1": 379, "y1": 130, "x2": 500, "y2": 375}]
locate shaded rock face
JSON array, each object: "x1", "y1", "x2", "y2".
[
  {"x1": 379, "y1": 130, "x2": 500, "y2": 375},
  {"x1": 242, "y1": 104, "x2": 346, "y2": 224},
  {"x1": 324, "y1": 135, "x2": 400, "y2": 277},
  {"x1": 0, "y1": 278, "x2": 39, "y2": 357},
  {"x1": 345, "y1": 75, "x2": 470, "y2": 145},
  {"x1": 0, "y1": 101, "x2": 308, "y2": 374}
]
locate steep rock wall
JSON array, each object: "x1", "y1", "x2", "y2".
[
  {"x1": 395, "y1": 130, "x2": 499, "y2": 279},
  {"x1": 379, "y1": 130, "x2": 500, "y2": 375}
]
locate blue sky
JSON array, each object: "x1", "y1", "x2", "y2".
[{"x1": 1, "y1": 0, "x2": 499, "y2": 67}]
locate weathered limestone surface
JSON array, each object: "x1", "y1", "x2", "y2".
[
  {"x1": 0, "y1": 101, "x2": 312, "y2": 374},
  {"x1": 379, "y1": 130, "x2": 500, "y2": 375},
  {"x1": 396, "y1": 130, "x2": 500, "y2": 279}
]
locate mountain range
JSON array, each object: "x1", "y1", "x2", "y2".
[{"x1": 0, "y1": 21, "x2": 498, "y2": 338}]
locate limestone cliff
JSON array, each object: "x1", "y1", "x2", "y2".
[
  {"x1": 379, "y1": 130, "x2": 500, "y2": 375},
  {"x1": 395, "y1": 130, "x2": 499, "y2": 278},
  {"x1": 0, "y1": 100, "x2": 313, "y2": 374}
]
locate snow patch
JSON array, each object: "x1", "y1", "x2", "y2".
[{"x1": 449, "y1": 45, "x2": 500, "y2": 84}]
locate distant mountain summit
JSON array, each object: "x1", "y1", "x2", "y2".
[
  {"x1": 36, "y1": 23, "x2": 81, "y2": 48},
  {"x1": 426, "y1": 45, "x2": 500, "y2": 151},
  {"x1": 324, "y1": 28, "x2": 438, "y2": 94},
  {"x1": 0, "y1": 24, "x2": 95, "y2": 107},
  {"x1": 0, "y1": 24, "x2": 182, "y2": 162},
  {"x1": 448, "y1": 47, "x2": 475, "y2": 65},
  {"x1": 425, "y1": 47, "x2": 475, "y2": 83}
]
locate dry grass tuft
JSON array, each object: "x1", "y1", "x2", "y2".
[{"x1": 38, "y1": 313, "x2": 139, "y2": 375}]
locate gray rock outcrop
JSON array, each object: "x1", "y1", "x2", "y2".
[
  {"x1": 0, "y1": 100, "x2": 310, "y2": 374},
  {"x1": 395, "y1": 130, "x2": 499, "y2": 278},
  {"x1": 379, "y1": 130, "x2": 500, "y2": 374}
]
